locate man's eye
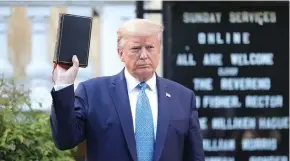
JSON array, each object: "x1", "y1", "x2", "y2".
[{"x1": 131, "y1": 47, "x2": 141, "y2": 50}]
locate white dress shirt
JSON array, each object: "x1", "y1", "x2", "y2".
[
  {"x1": 53, "y1": 69, "x2": 159, "y2": 138},
  {"x1": 124, "y1": 68, "x2": 158, "y2": 139}
]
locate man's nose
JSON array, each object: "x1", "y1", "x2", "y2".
[{"x1": 139, "y1": 48, "x2": 148, "y2": 59}]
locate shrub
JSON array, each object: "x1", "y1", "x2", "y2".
[{"x1": 0, "y1": 77, "x2": 77, "y2": 161}]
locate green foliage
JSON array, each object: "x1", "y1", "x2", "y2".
[{"x1": 0, "y1": 77, "x2": 77, "y2": 161}]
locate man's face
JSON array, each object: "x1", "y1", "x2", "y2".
[{"x1": 118, "y1": 34, "x2": 161, "y2": 81}]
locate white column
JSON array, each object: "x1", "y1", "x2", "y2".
[
  {"x1": 25, "y1": 7, "x2": 52, "y2": 111},
  {"x1": 0, "y1": 7, "x2": 13, "y2": 78},
  {"x1": 67, "y1": 7, "x2": 93, "y2": 89},
  {"x1": 100, "y1": 4, "x2": 135, "y2": 76},
  {"x1": 26, "y1": 7, "x2": 51, "y2": 80}
]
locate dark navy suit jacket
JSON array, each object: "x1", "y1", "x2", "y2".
[{"x1": 50, "y1": 70, "x2": 205, "y2": 161}]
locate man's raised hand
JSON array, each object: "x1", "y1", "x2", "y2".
[{"x1": 53, "y1": 55, "x2": 79, "y2": 85}]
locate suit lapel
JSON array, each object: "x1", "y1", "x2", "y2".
[
  {"x1": 109, "y1": 71, "x2": 137, "y2": 161},
  {"x1": 154, "y1": 77, "x2": 170, "y2": 161}
]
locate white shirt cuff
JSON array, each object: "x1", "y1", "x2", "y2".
[{"x1": 54, "y1": 84, "x2": 72, "y2": 91}]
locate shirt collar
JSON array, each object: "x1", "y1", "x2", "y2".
[{"x1": 124, "y1": 68, "x2": 157, "y2": 93}]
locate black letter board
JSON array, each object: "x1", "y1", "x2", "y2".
[{"x1": 162, "y1": 1, "x2": 289, "y2": 161}]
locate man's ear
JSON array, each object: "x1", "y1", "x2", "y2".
[{"x1": 118, "y1": 48, "x2": 125, "y2": 62}]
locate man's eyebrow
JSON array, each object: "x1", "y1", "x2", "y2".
[
  {"x1": 130, "y1": 45, "x2": 141, "y2": 47},
  {"x1": 131, "y1": 40, "x2": 141, "y2": 43}
]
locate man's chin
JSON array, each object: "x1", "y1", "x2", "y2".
[{"x1": 135, "y1": 68, "x2": 154, "y2": 81}]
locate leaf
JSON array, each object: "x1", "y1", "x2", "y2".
[{"x1": 18, "y1": 135, "x2": 24, "y2": 143}]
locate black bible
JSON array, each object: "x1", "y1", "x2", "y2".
[{"x1": 53, "y1": 13, "x2": 93, "y2": 67}]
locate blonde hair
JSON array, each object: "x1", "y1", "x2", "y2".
[{"x1": 117, "y1": 18, "x2": 164, "y2": 48}]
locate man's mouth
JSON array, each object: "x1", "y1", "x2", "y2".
[{"x1": 138, "y1": 65, "x2": 150, "y2": 68}]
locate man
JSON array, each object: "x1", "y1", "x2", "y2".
[{"x1": 50, "y1": 18, "x2": 204, "y2": 161}]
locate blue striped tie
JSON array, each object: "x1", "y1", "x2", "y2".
[{"x1": 135, "y1": 82, "x2": 154, "y2": 161}]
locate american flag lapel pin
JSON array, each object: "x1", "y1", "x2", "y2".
[{"x1": 166, "y1": 92, "x2": 171, "y2": 98}]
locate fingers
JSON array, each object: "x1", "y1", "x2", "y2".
[
  {"x1": 70, "y1": 55, "x2": 79, "y2": 74},
  {"x1": 55, "y1": 55, "x2": 79, "y2": 70},
  {"x1": 72, "y1": 55, "x2": 79, "y2": 69},
  {"x1": 58, "y1": 64, "x2": 70, "y2": 70},
  {"x1": 52, "y1": 55, "x2": 79, "y2": 84}
]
